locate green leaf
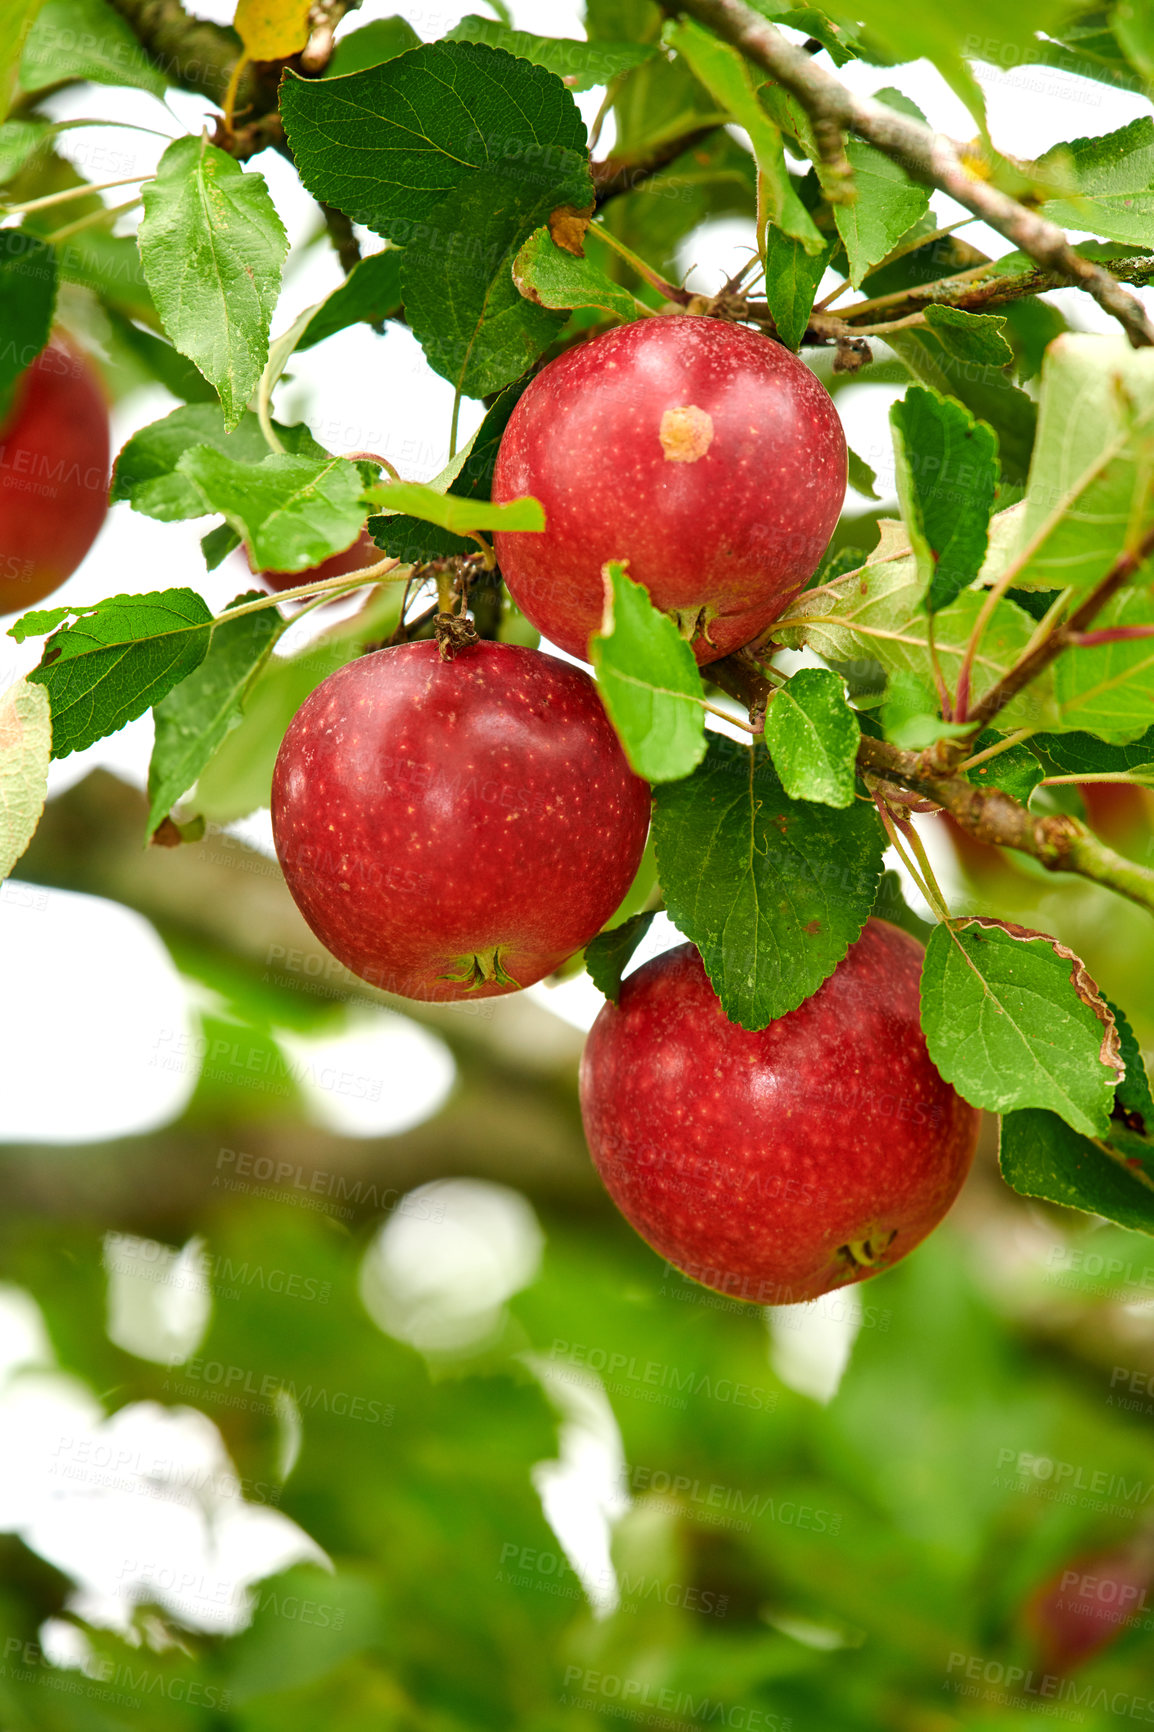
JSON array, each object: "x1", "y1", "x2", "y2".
[
  {"x1": 0, "y1": 227, "x2": 55, "y2": 398},
  {"x1": 402, "y1": 162, "x2": 589, "y2": 400},
  {"x1": 7, "y1": 605, "x2": 72, "y2": 642},
  {"x1": 774, "y1": 530, "x2": 1047, "y2": 732},
  {"x1": 589, "y1": 561, "x2": 706, "y2": 782},
  {"x1": 1006, "y1": 334, "x2": 1154, "y2": 595},
  {"x1": 138, "y1": 136, "x2": 287, "y2": 429},
  {"x1": 201, "y1": 522, "x2": 240, "y2": 570},
  {"x1": 964, "y1": 729, "x2": 1044, "y2": 803},
  {"x1": 886, "y1": 328, "x2": 1037, "y2": 486},
  {"x1": 0, "y1": 677, "x2": 50, "y2": 881},
  {"x1": 0, "y1": 117, "x2": 48, "y2": 182},
  {"x1": 1114, "y1": 0, "x2": 1154, "y2": 78},
  {"x1": 1000, "y1": 1109, "x2": 1154, "y2": 1236},
  {"x1": 830, "y1": 0, "x2": 1073, "y2": 123},
  {"x1": 1110, "y1": 995, "x2": 1154, "y2": 1132},
  {"x1": 834, "y1": 89, "x2": 930, "y2": 287},
  {"x1": 281, "y1": 41, "x2": 590, "y2": 242},
  {"x1": 1031, "y1": 725, "x2": 1154, "y2": 777},
  {"x1": 446, "y1": 13, "x2": 656, "y2": 91},
  {"x1": 584, "y1": 910, "x2": 657, "y2": 1003},
  {"x1": 177, "y1": 448, "x2": 370, "y2": 575},
  {"x1": 1038, "y1": 118, "x2": 1154, "y2": 251},
  {"x1": 326, "y1": 16, "x2": 420, "y2": 77},
  {"x1": 112, "y1": 404, "x2": 325, "y2": 523},
  {"x1": 890, "y1": 385, "x2": 998, "y2": 614},
  {"x1": 368, "y1": 478, "x2": 543, "y2": 538},
  {"x1": 368, "y1": 380, "x2": 529, "y2": 564},
  {"x1": 763, "y1": 230, "x2": 829, "y2": 352},
  {"x1": 26, "y1": 589, "x2": 214, "y2": 759},
  {"x1": 1053, "y1": 588, "x2": 1154, "y2": 741},
  {"x1": 0, "y1": 0, "x2": 44, "y2": 119},
  {"x1": 764, "y1": 667, "x2": 859, "y2": 808},
  {"x1": 653, "y1": 735, "x2": 885, "y2": 1030},
  {"x1": 19, "y1": 0, "x2": 165, "y2": 93},
  {"x1": 146, "y1": 592, "x2": 286, "y2": 838},
  {"x1": 922, "y1": 304, "x2": 1014, "y2": 368},
  {"x1": 49, "y1": 226, "x2": 154, "y2": 323},
  {"x1": 296, "y1": 249, "x2": 404, "y2": 351},
  {"x1": 921, "y1": 918, "x2": 1123, "y2": 1137},
  {"x1": 879, "y1": 670, "x2": 971, "y2": 751},
  {"x1": 513, "y1": 226, "x2": 647, "y2": 322},
  {"x1": 665, "y1": 18, "x2": 823, "y2": 251},
  {"x1": 846, "y1": 446, "x2": 880, "y2": 501},
  {"x1": 104, "y1": 310, "x2": 218, "y2": 403}
]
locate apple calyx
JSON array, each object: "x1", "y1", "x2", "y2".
[
  {"x1": 434, "y1": 611, "x2": 480, "y2": 661},
  {"x1": 841, "y1": 1230, "x2": 899, "y2": 1270},
  {"x1": 440, "y1": 946, "x2": 520, "y2": 991}
]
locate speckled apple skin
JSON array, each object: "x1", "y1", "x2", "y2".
[
  {"x1": 491, "y1": 315, "x2": 846, "y2": 664},
  {"x1": 271, "y1": 640, "x2": 651, "y2": 1002},
  {"x1": 579, "y1": 922, "x2": 979, "y2": 1303},
  {"x1": 0, "y1": 338, "x2": 109, "y2": 615}
]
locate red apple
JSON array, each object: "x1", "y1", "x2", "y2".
[
  {"x1": 491, "y1": 315, "x2": 846, "y2": 664},
  {"x1": 0, "y1": 336, "x2": 110, "y2": 615},
  {"x1": 254, "y1": 528, "x2": 379, "y2": 598},
  {"x1": 271, "y1": 639, "x2": 651, "y2": 1001},
  {"x1": 1025, "y1": 1541, "x2": 1154, "y2": 1673},
  {"x1": 579, "y1": 920, "x2": 979, "y2": 1303}
]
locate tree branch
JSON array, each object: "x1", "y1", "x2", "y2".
[
  {"x1": 105, "y1": 0, "x2": 358, "y2": 159},
  {"x1": 710, "y1": 654, "x2": 1154, "y2": 918},
  {"x1": 834, "y1": 251, "x2": 1154, "y2": 330},
  {"x1": 669, "y1": 0, "x2": 1154, "y2": 348},
  {"x1": 959, "y1": 524, "x2": 1154, "y2": 740},
  {"x1": 592, "y1": 125, "x2": 723, "y2": 205}
]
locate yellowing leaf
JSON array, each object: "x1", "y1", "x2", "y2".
[
  {"x1": 0, "y1": 678, "x2": 51, "y2": 881},
  {"x1": 233, "y1": 0, "x2": 311, "y2": 62}
]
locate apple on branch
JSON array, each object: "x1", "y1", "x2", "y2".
[
  {"x1": 580, "y1": 920, "x2": 980, "y2": 1303},
  {"x1": 492, "y1": 314, "x2": 846, "y2": 663}
]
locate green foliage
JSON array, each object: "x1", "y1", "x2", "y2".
[
  {"x1": 24, "y1": 589, "x2": 215, "y2": 758},
  {"x1": 368, "y1": 381, "x2": 529, "y2": 563},
  {"x1": 764, "y1": 667, "x2": 860, "y2": 807},
  {"x1": 112, "y1": 405, "x2": 326, "y2": 522},
  {"x1": 890, "y1": 385, "x2": 998, "y2": 613},
  {"x1": 880, "y1": 670, "x2": 971, "y2": 750},
  {"x1": 177, "y1": 448, "x2": 373, "y2": 575},
  {"x1": 775, "y1": 529, "x2": 1044, "y2": 730},
  {"x1": 585, "y1": 908, "x2": 658, "y2": 1001},
  {"x1": 1008, "y1": 334, "x2": 1154, "y2": 595},
  {"x1": 1052, "y1": 588, "x2": 1154, "y2": 741},
  {"x1": 513, "y1": 225, "x2": 648, "y2": 321},
  {"x1": 763, "y1": 230, "x2": 830, "y2": 350},
  {"x1": 1000, "y1": 1108, "x2": 1154, "y2": 1235},
  {"x1": 1039, "y1": 118, "x2": 1154, "y2": 251},
  {"x1": 146, "y1": 595, "x2": 287, "y2": 839},
  {"x1": 589, "y1": 563, "x2": 707, "y2": 782},
  {"x1": 0, "y1": 226, "x2": 55, "y2": 397},
  {"x1": 965, "y1": 729, "x2": 1045, "y2": 802},
  {"x1": 296, "y1": 250, "x2": 404, "y2": 350},
  {"x1": 282, "y1": 41, "x2": 590, "y2": 241},
  {"x1": 446, "y1": 13, "x2": 656, "y2": 89},
  {"x1": 886, "y1": 326, "x2": 1038, "y2": 486},
  {"x1": 667, "y1": 18, "x2": 822, "y2": 251},
  {"x1": 653, "y1": 736, "x2": 885, "y2": 1029},
  {"x1": 833, "y1": 90, "x2": 930, "y2": 286},
  {"x1": 325, "y1": 14, "x2": 420, "y2": 76},
  {"x1": 19, "y1": 0, "x2": 165, "y2": 94},
  {"x1": 921, "y1": 920, "x2": 1124, "y2": 1136},
  {"x1": 139, "y1": 138, "x2": 288, "y2": 428}
]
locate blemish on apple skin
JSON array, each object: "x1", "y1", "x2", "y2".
[{"x1": 659, "y1": 405, "x2": 714, "y2": 462}]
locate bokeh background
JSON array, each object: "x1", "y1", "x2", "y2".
[{"x1": 3, "y1": 2, "x2": 1154, "y2": 1726}]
